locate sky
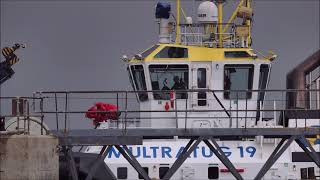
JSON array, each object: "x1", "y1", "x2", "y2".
[{"x1": 1, "y1": 0, "x2": 319, "y2": 129}]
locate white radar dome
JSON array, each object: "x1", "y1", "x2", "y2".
[{"x1": 197, "y1": 1, "x2": 218, "y2": 23}]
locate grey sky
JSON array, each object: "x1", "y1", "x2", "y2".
[{"x1": 1, "y1": 0, "x2": 319, "y2": 128}]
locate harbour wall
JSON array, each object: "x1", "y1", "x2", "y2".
[{"x1": 0, "y1": 135, "x2": 59, "y2": 180}]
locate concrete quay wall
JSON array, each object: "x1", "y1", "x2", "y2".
[{"x1": 0, "y1": 135, "x2": 59, "y2": 180}]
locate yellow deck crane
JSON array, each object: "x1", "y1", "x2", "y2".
[{"x1": 0, "y1": 43, "x2": 25, "y2": 85}]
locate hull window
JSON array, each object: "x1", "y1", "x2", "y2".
[
  {"x1": 224, "y1": 64, "x2": 254, "y2": 99},
  {"x1": 138, "y1": 167, "x2": 149, "y2": 179},
  {"x1": 159, "y1": 167, "x2": 169, "y2": 179},
  {"x1": 292, "y1": 152, "x2": 320, "y2": 162},
  {"x1": 300, "y1": 168, "x2": 308, "y2": 179},
  {"x1": 131, "y1": 65, "x2": 148, "y2": 101},
  {"x1": 208, "y1": 166, "x2": 219, "y2": 179},
  {"x1": 117, "y1": 167, "x2": 128, "y2": 179},
  {"x1": 154, "y1": 47, "x2": 188, "y2": 58},
  {"x1": 149, "y1": 64, "x2": 188, "y2": 100}
]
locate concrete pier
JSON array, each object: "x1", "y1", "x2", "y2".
[{"x1": 0, "y1": 135, "x2": 59, "y2": 180}]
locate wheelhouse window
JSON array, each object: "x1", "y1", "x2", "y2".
[
  {"x1": 224, "y1": 64, "x2": 254, "y2": 99},
  {"x1": 197, "y1": 68, "x2": 207, "y2": 106},
  {"x1": 130, "y1": 65, "x2": 148, "y2": 101},
  {"x1": 154, "y1": 47, "x2": 188, "y2": 58},
  {"x1": 258, "y1": 64, "x2": 270, "y2": 101},
  {"x1": 149, "y1": 64, "x2": 188, "y2": 100},
  {"x1": 127, "y1": 67, "x2": 135, "y2": 90}
]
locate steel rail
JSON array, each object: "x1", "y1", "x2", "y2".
[{"x1": 33, "y1": 89, "x2": 320, "y2": 95}]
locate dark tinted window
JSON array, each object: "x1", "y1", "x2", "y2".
[
  {"x1": 197, "y1": 68, "x2": 206, "y2": 88},
  {"x1": 149, "y1": 65, "x2": 188, "y2": 100},
  {"x1": 130, "y1": 65, "x2": 148, "y2": 101},
  {"x1": 141, "y1": 45, "x2": 159, "y2": 59},
  {"x1": 225, "y1": 51, "x2": 251, "y2": 58},
  {"x1": 198, "y1": 93, "x2": 207, "y2": 106},
  {"x1": 159, "y1": 167, "x2": 169, "y2": 179},
  {"x1": 258, "y1": 64, "x2": 270, "y2": 101},
  {"x1": 292, "y1": 152, "x2": 320, "y2": 162},
  {"x1": 117, "y1": 167, "x2": 128, "y2": 179},
  {"x1": 138, "y1": 167, "x2": 149, "y2": 179},
  {"x1": 224, "y1": 65, "x2": 254, "y2": 99},
  {"x1": 127, "y1": 67, "x2": 135, "y2": 91},
  {"x1": 301, "y1": 168, "x2": 308, "y2": 179},
  {"x1": 208, "y1": 167, "x2": 219, "y2": 179},
  {"x1": 197, "y1": 68, "x2": 207, "y2": 106},
  {"x1": 155, "y1": 47, "x2": 188, "y2": 58}
]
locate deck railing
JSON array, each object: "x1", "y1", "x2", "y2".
[
  {"x1": 0, "y1": 89, "x2": 319, "y2": 134},
  {"x1": 173, "y1": 23, "x2": 244, "y2": 47},
  {"x1": 0, "y1": 96, "x2": 44, "y2": 134}
]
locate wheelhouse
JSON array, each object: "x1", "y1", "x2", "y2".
[{"x1": 127, "y1": 44, "x2": 271, "y2": 129}]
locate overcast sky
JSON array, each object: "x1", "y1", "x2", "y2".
[{"x1": 1, "y1": 0, "x2": 319, "y2": 129}]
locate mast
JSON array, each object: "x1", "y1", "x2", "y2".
[
  {"x1": 217, "y1": 0, "x2": 223, "y2": 47},
  {"x1": 175, "y1": 0, "x2": 181, "y2": 44},
  {"x1": 246, "y1": 0, "x2": 252, "y2": 47}
]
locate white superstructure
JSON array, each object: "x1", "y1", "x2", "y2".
[{"x1": 84, "y1": 1, "x2": 320, "y2": 180}]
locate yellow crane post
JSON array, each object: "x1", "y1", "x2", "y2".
[
  {"x1": 246, "y1": 0, "x2": 252, "y2": 47},
  {"x1": 223, "y1": 0, "x2": 245, "y2": 34},
  {"x1": 218, "y1": 0, "x2": 223, "y2": 47},
  {"x1": 175, "y1": 0, "x2": 181, "y2": 44}
]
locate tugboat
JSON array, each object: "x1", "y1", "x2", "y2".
[{"x1": 81, "y1": 0, "x2": 320, "y2": 179}]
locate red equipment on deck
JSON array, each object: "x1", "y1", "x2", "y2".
[{"x1": 85, "y1": 102, "x2": 119, "y2": 126}]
